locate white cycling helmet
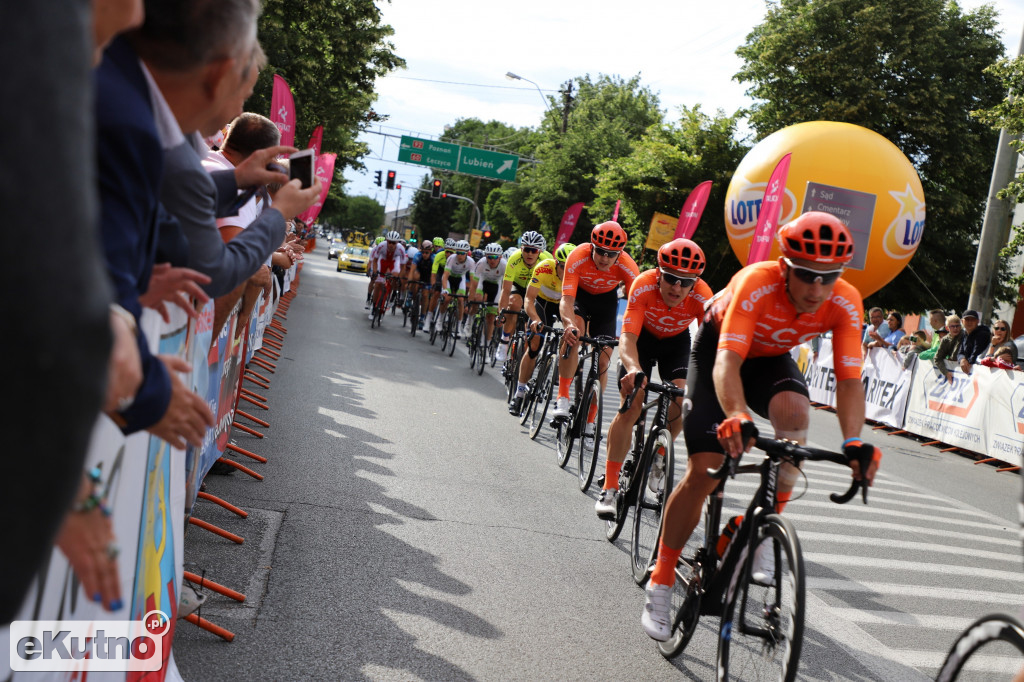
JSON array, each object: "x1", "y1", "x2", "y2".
[
  {"x1": 386, "y1": 230, "x2": 401, "y2": 242},
  {"x1": 520, "y1": 231, "x2": 547, "y2": 251},
  {"x1": 444, "y1": 238, "x2": 456, "y2": 250},
  {"x1": 454, "y1": 239, "x2": 470, "y2": 252},
  {"x1": 484, "y1": 243, "x2": 503, "y2": 257},
  {"x1": 421, "y1": 240, "x2": 432, "y2": 249},
  {"x1": 504, "y1": 246, "x2": 518, "y2": 260}
]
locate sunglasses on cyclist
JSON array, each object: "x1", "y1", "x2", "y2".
[
  {"x1": 783, "y1": 257, "x2": 843, "y2": 285},
  {"x1": 486, "y1": 255, "x2": 500, "y2": 261},
  {"x1": 521, "y1": 247, "x2": 540, "y2": 254},
  {"x1": 659, "y1": 269, "x2": 696, "y2": 287},
  {"x1": 592, "y1": 246, "x2": 620, "y2": 258}
]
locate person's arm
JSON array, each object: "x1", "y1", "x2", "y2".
[
  {"x1": 498, "y1": 279, "x2": 513, "y2": 312},
  {"x1": 523, "y1": 285, "x2": 543, "y2": 329},
  {"x1": 712, "y1": 349, "x2": 750, "y2": 457},
  {"x1": 559, "y1": 294, "x2": 579, "y2": 346},
  {"x1": 835, "y1": 377, "x2": 879, "y2": 485}
]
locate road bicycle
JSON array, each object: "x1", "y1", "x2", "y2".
[
  {"x1": 655, "y1": 423, "x2": 871, "y2": 682},
  {"x1": 439, "y1": 293, "x2": 468, "y2": 357},
  {"x1": 498, "y1": 309, "x2": 529, "y2": 404},
  {"x1": 370, "y1": 274, "x2": 402, "y2": 329},
  {"x1": 520, "y1": 325, "x2": 564, "y2": 441},
  {"x1": 427, "y1": 285, "x2": 443, "y2": 345},
  {"x1": 552, "y1": 333, "x2": 618, "y2": 491},
  {"x1": 467, "y1": 300, "x2": 497, "y2": 375},
  {"x1": 403, "y1": 279, "x2": 424, "y2": 335},
  {"x1": 936, "y1": 613, "x2": 1024, "y2": 681},
  {"x1": 599, "y1": 374, "x2": 685, "y2": 556}
]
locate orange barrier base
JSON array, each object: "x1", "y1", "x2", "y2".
[
  {"x1": 184, "y1": 613, "x2": 235, "y2": 642},
  {"x1": 257, "y1": 348, "x2": 280, "y2": 360},
  {"x1": 184, "y1": 571, "x2": 246, "y2": 602},
  {"x1": 237, "y1": 409, "x2": 270, "y2": 428},
  {"x1": 252, "y1": 357, "x2": 276, "y2": 373},
  {"x1": 240, "y1": 393, "x2": 269, "y2": 410},
  {"x1": 197, "y1": 491, "x2": 248, "y2": 518},
  {"x1": 217, "y1": 456, "x2": 264, "y2": 480},
  {"x1": 232, "y1": 420, "x2": 264, "y2": 439},
  {"x1": 244, "y1": 374, "x2": 270, "y2": 390},
  {"x1": 921, "y1": 440, "x2": 940, "y2": 446},
  {"x1": 189, "y1": 517, "x2": 244, "y2": 544},
  {"x1": 241, "y1": 387, "x2": 267, "y2": 402},
  {"x1": 226, "y1": 442, "x2": 268, "y2": 463},
  {"x1": 246, "y1": 368, "x2": 271, "y2": 383}
]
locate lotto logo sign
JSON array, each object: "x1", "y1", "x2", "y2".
[{"x1": 10, "y1": 610, "x2": 169, "y2": 672}]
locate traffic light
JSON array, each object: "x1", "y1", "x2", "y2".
[
  {"x1": 395, "y1": 184, "x2": 402, "y2": 190},
  {"x1": 386, "y1": 170, "x2": 396, "y2": 189},
  {"x1": 431, "y1": 179, "x2": 442, "y2": 198},
  {"x1": 373, "y1": 170, "x2": 382, "y2": 187},
  {"x1": 482, "y1": 228, "x2": 492, "y2": 240}
]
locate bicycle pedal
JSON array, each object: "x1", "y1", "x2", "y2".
[{"x1": 596, "y1": 474, "x2": 606, "y2": 487}]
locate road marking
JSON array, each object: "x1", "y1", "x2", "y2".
[
  {"x1": 803, "y1": 553, "x2": 1024, "y2": 582},
  {"x1": 826, "y1": 607, "x2": 973, "y2": 629},
  {"x1": 779, "y1": 513, "x2": 1020, "y2": 548},
  {"x1": 799, "y1": 530, "x2": 1023, "y2": 564},
  {"x1": 808, "y1": 577, "x2": 1019, "y2": 602}
]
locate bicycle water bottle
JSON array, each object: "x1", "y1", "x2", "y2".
[{"x1": 716, "y1": 515, "x2": 744, "y2": 558}]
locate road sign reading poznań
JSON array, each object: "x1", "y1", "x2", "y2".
[{"x1": 398, "y1": 136, "x2": 519, "y2": 182}]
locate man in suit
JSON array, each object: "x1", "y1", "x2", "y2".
[{"x1": 96, "y1": 0, "x2": 273, "y2": 446}]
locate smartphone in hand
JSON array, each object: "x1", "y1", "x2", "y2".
[{"x1": 289, "y1": 149, "x2": 315, "y2": 189}]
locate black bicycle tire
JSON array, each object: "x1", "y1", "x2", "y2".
[
  {"x1": 476, "y1": 323, "x2": 488, "y2": 375},
  {"x1": 717, "y1": 514, "x2": 805, "y2": 682},
  {"x1": 555, "y1": 415, "x2": 575, "y2": 470},
  {"x1": 577, "y1": 381, "x2": 601, "y2": 493},
  {"x1": 447, "y1": 307, "x2": 458, "y2": 357},
  {"x1": 520, "y1": 352, "x2": 547, "y2": 426},
  {"x1": 429, "y1": 305, "x2": 439, "y2": 345},
  {"x1": 936, "y1": 613, "x2": 1024, "y2": 682},
  {"x1": 658, "y1": 568, "x2": 703, "y2": 659},
  {"x1": 531, "y1": 357, "x2": 556, "y2": 442},
  {"x1": 630, "y1": 429, "x2": 674, "y2": 583},
  {"x1": 410, "y1": 296, "x2": 419, "y2": 337}
]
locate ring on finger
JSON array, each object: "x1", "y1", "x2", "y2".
[{"x1": 106, "y1": 543, "x2": 120, "y2": 561}]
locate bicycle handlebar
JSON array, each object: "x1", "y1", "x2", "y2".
[
  {"x1": 706, "y1": 423, "x2": 868, "y2": 505},
  {"x1": 619, "y1": 371, "x2": 646, "y2": 413},
  {"x1": 561, "y1": 333, "x2": 619, "y2": 359}
]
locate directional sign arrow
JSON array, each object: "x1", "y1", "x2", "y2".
[{"x1": 497, "y1": 160, "x2": 514, "y2": 175}]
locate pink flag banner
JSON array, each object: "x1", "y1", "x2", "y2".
[
  {"x1": 674, "y1": 180, "x2": 713, "y2": 240},
  {"x1": 308, "y1": 125, "x2": 323, "y2": 155},
  {"x1": 746, "y1": 153, "x2": 792, "y2": 264},
  {"x1": 612, "y1": 199, "x2": 621, "y2": 221},
  {"x1": 298, "y1": 152, "x2": 336, "y2": 225},
  {"x1": 555, "y1": 202, "x2": 584, "y2": 247},
  {"x1": 271, "y1": 74, "x2": 296, "y2": 147}
]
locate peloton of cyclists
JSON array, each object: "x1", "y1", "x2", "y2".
[
  {"x1": 595, "y1": 238, "x2": 713, "y2": 519},
  {"x1": 640, "y1": 211, "x2": 881, "y2": 641},
  {"x1": 426, "y1": 238, "x2": 457, "y2": 331},
  {"x1": 367, "y1": 231, "x2": 407, "y2": 320}
]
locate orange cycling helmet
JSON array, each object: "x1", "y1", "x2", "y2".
[
  {"x1": 776, "y1": 211, "x2": 855, "y2": 265},
  {"x1": 658, "y1": 238, "x2": 705, "y2": 275},
  {"x1": 591, "y1": 221, "x2": 628, "y2": 251}
]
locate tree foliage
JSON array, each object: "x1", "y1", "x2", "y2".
[
  {"x1": 592, "y1": 107, "x2": 750, "y2": 291},
  {"x1": 735, "y1": 0, "x2": 1006, "y2": 312},
  {"x1": 409, "y1": 174, "x2": 456, "y2": 243},
  {"x1": 485, "y1": 74, "x2": 663, "y2": 246},
  {"x1": 247, "y1": 0, "x2": 404, "y2": 178}
]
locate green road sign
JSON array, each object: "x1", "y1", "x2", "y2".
[
  {"x1": 398, "y1": 135, "x2": 519, "y2": 182},
  {"x1": 398, "y1": 136, "x2": 460, "y2": 171}
]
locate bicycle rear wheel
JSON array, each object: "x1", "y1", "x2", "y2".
[
  {"x1": 577, "y1": 381, "x2": 601, "y2": 492},
  {"x1": 936, "y1": 614, "x2": 1024, "y2": 682},
  {"x1": 447, "y1": 309, "x2": 458, "y2": 357},
  {"x1": 429, "y1": 305, "x2": 439, "y2": 345},
  {"x1": 717, "y1": 514, "x2": 805, "y2": 682},
  {"x1": 631, "y1": 429, "x2": 674, "y2": 584},
  {"x1": 520, "y1": 353, "x2": 547, "y2": 426},
  {"x1": 410, "y1": 296, "x2": 419, "y2": 337},
  {"x1": 476, "y1": 324, "x2": 488, "y2": 375},
  {"x1": 657, "y1": 541, "x2": 707, "y2": 659}
]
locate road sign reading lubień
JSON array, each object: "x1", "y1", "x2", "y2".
[{"x1": 398, "y1": 136, "x2": 519, "y2": 182}]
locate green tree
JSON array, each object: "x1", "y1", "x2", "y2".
[
  {"x1": 341, "y1": 195, "x2": 385, "y2": 233},
  {"x1": 409, "y1": 174, "x2": 457, "y2": 243},
  {"x1": 248, "y1": 0, "x2": 404, "y2": 174},
  {"x1": 735, "y1": 0, "x2": 1005, "y2": 312},
  {"x1": 592, "y1": 107, "x2": 750, "y2": 291},
  {"x1": 486, "y1": 74, "x2": 663, "y2": 245}
]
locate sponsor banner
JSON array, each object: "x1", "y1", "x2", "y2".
[
  {"x1": 861, "y1": 347, "x2": 912, "y2": 428},
  {"x1": 674, "y1": 180, "x2": 712, "y2": 240},
  {"x1": 307, "y1": 125, "x2": 323, "y2": 156},
  {"x1": 904, "y1": 359, "x2": 1024, "y2": 466},
  {"x1": 270, "y1": 74, "x2": 295, "y2": 147},
  {"x1": 794, "y1": 338, "x2": 837, "y2": 407},
  {"x1": 644, "y1": 211, "x2": 677, "y2": 251},
  {"x1": 747, "y1": 153, "x2": 791, "y2": 264},
  {"x1": 555, "y1": 202, "x2": 584, "y2": 247}
]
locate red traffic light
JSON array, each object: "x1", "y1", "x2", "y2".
[
  {"x1": 431, "y1": 179, "x2": 443, "y2": 198},
  {"x1": 386, "y1": 170, "x2": 396, "y2": 189},
  {"x1": 396, "y1": 184, "x2": 402, "y2": 190}
]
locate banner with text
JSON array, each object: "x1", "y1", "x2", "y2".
[
  {"x1": 270, "y1": 74, "x2": 295, "y2": 148},
  {"x1": 645, "y1": 211, "x2": 678, "y2": 251},
  {"x1": 860, "y1": 347, "x2": 913, "y2": 428},
  {"x1": 556, "y1": 202, "x2": 584, "y2": 247},
  {"x1": 675, "y1": 181, "x2": 712, "y2": 240}
]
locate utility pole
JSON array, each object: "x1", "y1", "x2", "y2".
[
  {"x1": 969, "y1": 24, "x2": 1024, "y2": 320},
  {"x1": 560, "y1": 80, "x2": 574, "y2": 134}
]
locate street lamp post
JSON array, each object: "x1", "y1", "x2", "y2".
[{"x1": 505, "y1": 71, "x2": 551, "y2": 111}]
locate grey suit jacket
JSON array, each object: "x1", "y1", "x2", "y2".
[{"x1": 160, "y1": 133, "x2": 286, "y2": 297}]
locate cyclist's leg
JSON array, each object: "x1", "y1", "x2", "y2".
[{"x1": 555, "y1": 309, "x2": 585, "y2": 405}]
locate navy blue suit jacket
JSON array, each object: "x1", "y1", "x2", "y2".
[{"x1": 95, "y1": 37, "x2": 170, "y2": 433}]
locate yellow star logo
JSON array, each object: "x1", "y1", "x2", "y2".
[{"x1": 889, "y1": 183, "x2": 924, "y2": 219}]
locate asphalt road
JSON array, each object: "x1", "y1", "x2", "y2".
[{"x1": 174, "y1": 243, "x2": 1024, "y2": 681}]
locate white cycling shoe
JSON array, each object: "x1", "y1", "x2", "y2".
[
  {"x1": 495, "y1": 343, "x2": 508, "y2": 362},
  {"x1": 641, "y1": 582, "x2": 673, "y2": 641},
  {"x1": 594, "y1": 488, "x2": 618, "y2": 519},
  {"x1": 552, "y1": 397, "x2": 571, "y2": 419}
]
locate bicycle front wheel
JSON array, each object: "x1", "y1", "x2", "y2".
[
  {"x1": 577, "y1": 381, "x2": 601, "y2": 492},
  {"x1": 531, "y1": 357, "x2": 556, "y2": 443},
  {"x1": 936, "y1": 614, "x2": 1024, "y2": 682},
  {"x1": 717, "y1": 514, "x2": 805, "y2": 682},
  {"x1": 631, "y1": 429, "x2": 674, "y2": 584},
  {"x1": 476, "y1": 324, "x2": 487, "y2": 375},
  {"x1": 447, "y1": 310, "x2": 458, "y2": 357}
]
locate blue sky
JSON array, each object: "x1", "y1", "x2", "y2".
[{"x1": 345, "y1": 1, "x2": 1024, "y2": 215}]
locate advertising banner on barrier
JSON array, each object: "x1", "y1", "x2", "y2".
[
  {"x1": 904, "y1": 359, "x2": 1024, "y2": 466},
  {"x1": 861, "y1": 347, "x2": 912, "y2": 428},
  {"x1": 793, "y1": 337, "x2": 837, "y2": 407}
]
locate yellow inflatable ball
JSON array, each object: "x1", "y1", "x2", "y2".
[{"x1": 724, "y1": 121, "x2": 925, "y2": 298}]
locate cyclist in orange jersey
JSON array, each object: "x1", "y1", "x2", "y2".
[
  {"x1": 640, "y1": 212, "x2": 882, "y2": 642},
  {"x1": 595, "y1": 239, "x2": 712, "y2": 519},
  {"x1": 552, "y1": 222, "x2": 639, "y2": 433}
]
